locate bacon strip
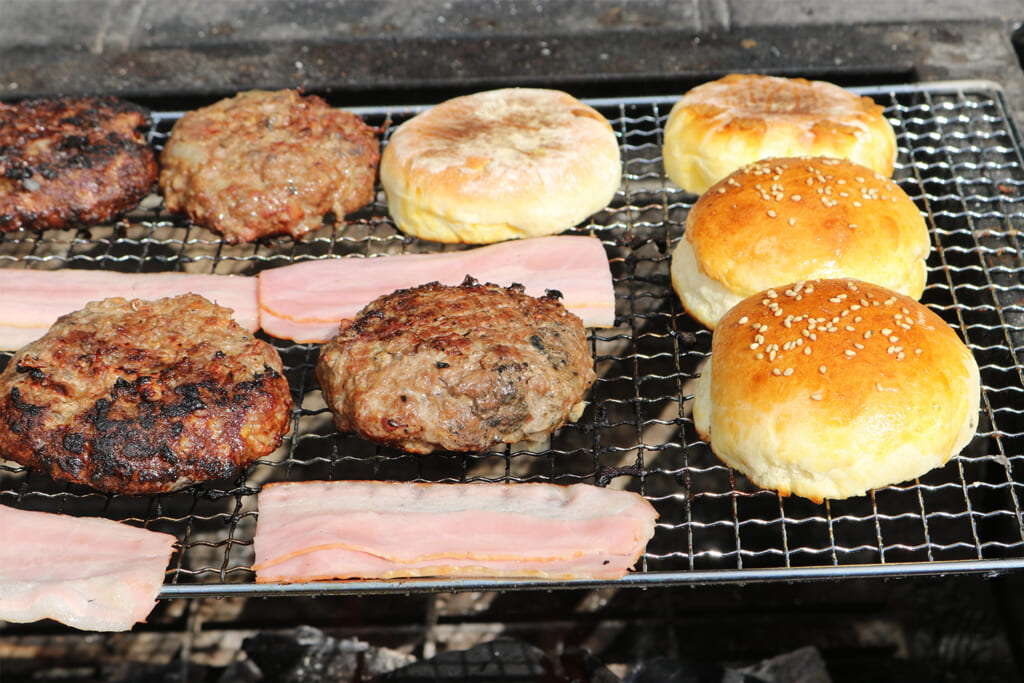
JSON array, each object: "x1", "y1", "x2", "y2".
[
  {"x1": 257, "y1": 235, "x2": 616, "y2": 342},
  {"x1": 253, "y1": 480, "x2": 658, "y2": 583},
  {"x1": 0, "y1": 505, "x2": 176, "y2": 631},
  {"x1": 0, "y1": 269, "x2": 259, "y2": 350},
  {"x1": 0, "y1": 236, "x2": 613, "y2": 349}
]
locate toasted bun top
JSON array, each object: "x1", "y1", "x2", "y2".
[
  {"x1": 696, "y1": 278, "x2": 980, "y2": 501},
  {"x1": 383, "y1": 88, "x2": 614, "y2": 179},
  {"x1": 678, "y1": 74, "x2": 886, "y2": 131},
  {"x1": 378, "y1": 88, "x2": 620, "y2": 242},
  {"x1": 663, "y1": 74, "x2": 897, "y2": 194},
  {"x1": 685, "y1": 156, "x2": 929, "y2": 298},
  {"x1": 712, "y1": 279, "x2": 971, "y2": 406}
]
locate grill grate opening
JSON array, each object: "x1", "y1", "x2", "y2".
[{"x1": 1, "y1": 82, "x2": 1024, "y2": 597}]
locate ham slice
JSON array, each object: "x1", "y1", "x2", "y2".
[
  {"x1": 0, "y1": 505, "x2": 175, "y2": 631},
  {"x1": 0, "y1": 237, "x2": 612, "y2": 349},
  {"x1": 0, "y1": 269, "x2": 259, "y2": 350},
  {"x1": 252, "y1": 480, "x2": 658, "y2": 583},
  {"x1": 257, "y1": 235, "x2": 616, "y2": 343}
]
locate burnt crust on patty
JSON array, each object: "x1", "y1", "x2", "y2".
[
  {"x1": 159, "y1": 89, "x2": 380, "y2": 244},
  {"x1": 316, "y1": 276, "x2": 596, "y2": 454},
  {"x1": 0, "y1": 294, "x2": 293, "y2": 495},
  {"x1": 0, "y1": 95, "x2": 158, "y2": 231}
]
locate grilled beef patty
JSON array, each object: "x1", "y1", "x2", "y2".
[
  {"x1": 0, "y1": 96, "x2": 158, "y2": 231},
  {"x1": 159, "y1": 89, "x2": 379, "y2": 243},
  {"x1": 0, "y1": 294, "x2": 292, "y2": 495},
  {"x1": 316, "y1": 277, "x2": 596, "y2": 454}
]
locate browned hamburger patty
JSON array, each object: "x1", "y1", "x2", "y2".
[
  {"x1": 0, "y1": 96, "x2": 158, "y2": 231},
  {"x1": 0, "y1": 294, "x2": 293, "y2": 495},
  {"x1": 316, "y1": 277, "x2": 596, "y2": 454},
  {"x1": 159, "y1": 89, "x2": 380, "y2": 244}
]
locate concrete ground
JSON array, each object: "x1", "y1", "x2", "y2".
[{"x1": 2, "y1": 1, "x2": 1024, "y2": 119}]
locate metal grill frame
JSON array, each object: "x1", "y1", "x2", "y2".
[{"x1": 1, "y1": 80, "x2": 1023, "y2": 599}]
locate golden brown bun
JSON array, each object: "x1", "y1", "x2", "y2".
[
  {"x1": 671, "y1": 156, "x2": 929, "y2": 329},
  {"x1": 692, "y1": 279, "x2": 980, "y2": 502},
  {"x1": 663, "y1": 74, "x2": 897, "y2": 194},
  {"x1": 379, "y1": 88, "x2": 621, "y2": 244}
]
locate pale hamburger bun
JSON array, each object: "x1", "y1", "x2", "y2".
[
  {"x1": 379, "y1": 88, "x2": 621, "y2": 243},
  {"x1": 692, "y1": 278, "x2": 981, "y2": 502},
  {"x1": 663, "y1": 74, "x2": 897, "y2": 194},
  {"x1": 671, "y1": 156, "x2": 929, "y2": 329}
]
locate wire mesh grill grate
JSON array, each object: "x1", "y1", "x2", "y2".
[{"x1": 1, "y1": 81, "x2": 1024, "y2": 595}]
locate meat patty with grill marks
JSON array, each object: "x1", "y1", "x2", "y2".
[
  {"x1": 0, "y1": 96, "x2": 158, "y2": 231},
  {"x1": 316, "y1": 277, "x2": 596, "y2": 454},
  {"x1": 159, "y1": 89, "x2": 380, "y2": 243},
  {"x1": 0, "y1": 294, "x2": 292, "y2": 495}
]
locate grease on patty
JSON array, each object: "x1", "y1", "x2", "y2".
[
  {"x1": 159, "y1": 89, "x2": 379, "y2": 243},
  {"x1": 0, "y1": 96, "x2": 158, "y2": 231},
  {"x1": 316, "y1": 277, "x2": 596, "y2": 453},
  {"x1": 0, "y1": 294, "x2": 293, "y2": 495}
]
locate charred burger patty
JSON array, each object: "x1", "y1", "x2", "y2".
[
  {"x1": 0, "y1": 294, "x2": 293, "y2": 495},
  {"x1": 316, "y1": 277, "x2": 596, "y2": 454},
  {"x1": 0, "y1": 95, "x2": 158, "y2": 231}
]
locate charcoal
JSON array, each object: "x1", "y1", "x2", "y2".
[
  {"x1": 738, "y1": 646, "x2": 832, "y2": 683},
  {"x1": 376, "y1": 638, "x2": 549, "y2": 682},
  {"x1": 622, "y1": 657, "x2": 764, "y2": 683},
  {"x1": 221, "y1": 626, "x2": 413, "y2": 683}
]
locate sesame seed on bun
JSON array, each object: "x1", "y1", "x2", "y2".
[
  {"x1": 671, "y1": 156, "x2": 930, "y2": 329},
  {"x1": 692, "y1": 278, "x2": 980, "y2": 502}
]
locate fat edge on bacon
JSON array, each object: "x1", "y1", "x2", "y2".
[
  {"x1": 0, "y1": 505, "x2": 176, "y2": 631},
  {"x1": 0, "y1": 269, "x2": 260, "y2": 350},
  {"x1": 256, "y1": 235, "x2": 616, "y2": 342},
  {"x1": 0, "y1": 235, "x2": 615, "y2": 350},
  {"x1": 252, "y1": 480, "x2": 658, "y2": 583}
]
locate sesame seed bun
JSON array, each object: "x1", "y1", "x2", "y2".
[
  {"x1": 692, "y1": 279, "x2": 980, "y2": 502},
  {"x1": 663, "y1": 74, "x2": 897, "y2": 195},
  {"x1": 379, "y1": 88, "x2": 621, "y2": 244},
  {"x1": 671, "y1": 156, "x2": 929, "y2": 329}
]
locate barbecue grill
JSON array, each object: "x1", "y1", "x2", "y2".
[
  {"x1": 4, "y1": 2, "x2": 1024, "y2": 680},
  {"x1": 4, "y1": 82, "x2": 1023, "y2": 596}
]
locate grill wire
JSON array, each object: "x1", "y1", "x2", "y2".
[{"x1": 1, "y1": 82, "x2": 1023, "y2": 597}]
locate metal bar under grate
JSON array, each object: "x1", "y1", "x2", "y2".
[{"x1": 1, "y1": 80, "x2": 1023, "y2": 598}]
